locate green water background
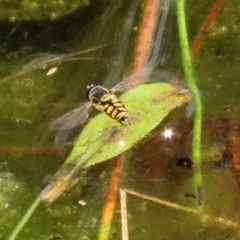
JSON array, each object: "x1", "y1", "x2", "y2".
[{"x1": 1, "y1": 0, "x2": 240, "y2": 239}]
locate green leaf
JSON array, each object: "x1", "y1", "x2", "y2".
[{"x1": 41, "y1": 82, "x2": 193, "y2": 204}]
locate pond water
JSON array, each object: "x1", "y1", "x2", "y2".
[{"x1": 0, "y1": 0, "x2": 240, "y2": 239}]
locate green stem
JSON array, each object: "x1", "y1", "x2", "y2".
[
  {"x1": 7, "y1": 196, "x2": 41, "y2": 240},
  {"x1": 175, "y1": 0, "x2": 203, "y2": 207}
]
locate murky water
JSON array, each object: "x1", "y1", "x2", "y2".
[{"x1": 0, "y1": 0, "x2": 240, "y2": 239}]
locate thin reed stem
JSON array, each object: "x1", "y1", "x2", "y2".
[
  {"x1": 7, "y1": 196, "x2": 41, "y2": 240},
  {"x1": 175, "y1": 0, "x2": 203, "y2": 207}
]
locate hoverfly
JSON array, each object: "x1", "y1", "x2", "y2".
[
  {"x1": 50, "y1": 68, "x2": 150, "y2": 132},
  {"x1": 86, "y1": 84, "x2": 130, "y2": 126}
]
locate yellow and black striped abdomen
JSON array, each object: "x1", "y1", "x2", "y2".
[{"x1": 102, "y1": 97, "x2": 130, "y2": 126}]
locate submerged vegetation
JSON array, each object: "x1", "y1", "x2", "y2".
[
  {"x1": 1, "y1": 0, "x2": 240, "y2": 239},
  {"x1": 0, "y1": 0, "x2": 90, "y2": 21}
]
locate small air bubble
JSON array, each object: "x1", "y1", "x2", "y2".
[
  {"x1": 79, "y1": 237, "x2": 89, "y2": 240},
  {"x1": 9, "y1": 17, "x2": 16, "y2": 23},
  {"x1": 50, "y1": 13, "x2": 58, "y2": 21},
  {"x1": 29, "y1": 2, "x2": 38, "y2": 9},
  {"x1": 232, "y1": 25, "x2": 239, "y2": 33},
  {"x1": 4, "y1": 203, "x2": 9, "y2": 208},
  {"x1": 71, "y1": 4, "x2": 77, "y2": 10},
  {"x1": 219, "y1": 26, "x2": 228, "y2": 35}
]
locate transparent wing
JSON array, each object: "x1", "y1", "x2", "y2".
[
  {"x1": 23, "y1": 54, "x2": 62, "y2": 70},
  {"x1": 53, "y1": 127, "x2": 80, "y2": 156},
  {"x1": 23, "y1": 45, "x2": 108, "y2": 71},
  {"x1": 110, "y1": 67, "x2": 153, "y2": 93},
  {"x1": 60, "y1": 44, "x2": 108, "y2": 61},
  {"x1": 50, "y1": 102, "x2": 92, "y2": 131}
]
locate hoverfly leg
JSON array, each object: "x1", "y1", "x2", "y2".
[{"x1": 94, "y1": 102, "x2": 104, "y2": 111}]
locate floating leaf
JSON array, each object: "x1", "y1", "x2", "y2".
[{"x1": 41, "y1": 82, "x2": 193, "y2": 204}]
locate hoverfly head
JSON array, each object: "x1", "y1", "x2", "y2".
[{"x1": 86, "y1": 84, "x2": 97, "y2": 101}]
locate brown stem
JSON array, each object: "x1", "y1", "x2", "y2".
[
  {"x1": 98, "y1": 153, "x2": 124, "y2": 240},
  {"x1": 99, "y1": 0, "x2": 161, "y2": 239},
  {"x1": 176, "y1": 0, "x2": 225, "y2": 80},
  {"x1": 228, "y1": 134, "x2": 240, "y2": 189},
  {"x1": 131, "y1": 0, "x2": 160, "y2": 86},
  {"x1": 124, "y1": 188, "x2": 239, "y2": 229},
  {"x1": 190, "y1": 0, "x2": 225, "y2": 57}
]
